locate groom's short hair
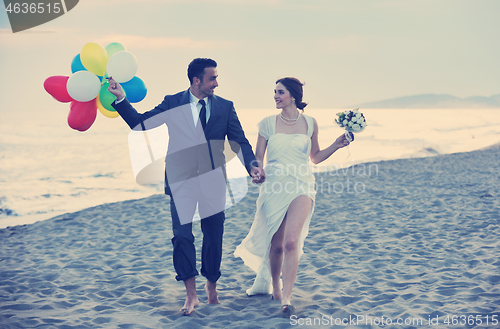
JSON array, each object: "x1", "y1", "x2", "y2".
[{"x1": 188, "y1": 58, "x2": 217, "y2": 85}]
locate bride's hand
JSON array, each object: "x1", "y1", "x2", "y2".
[
  {"x1": 334, "y1": 133, "x2": 350, "y2": 149},
  {"x1": 250, "y1": 166, "x2": 266, "y2": 184}
]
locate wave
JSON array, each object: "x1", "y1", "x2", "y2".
[{"x1": 0, "y1": 196, "x2": 17, "y2": 217}]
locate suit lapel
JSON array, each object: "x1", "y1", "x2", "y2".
[
  {"x1": 179, "y1": 89, "x2": 196, "y2": 132},
  {"x1": 180, "y1": 89, "x2": 191, "y2": 105}
]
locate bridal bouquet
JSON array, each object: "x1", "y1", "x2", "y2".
[{"x1": 335, "y1": 108, "x2": 366, "y2": 142}]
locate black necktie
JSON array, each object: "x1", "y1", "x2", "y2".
[{"x1": 198, "y1": 99, "x2": 206, "y2": 129}]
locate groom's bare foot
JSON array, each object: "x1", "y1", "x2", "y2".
[
  {"x1": 180, "y1": 296, "x2": 200, "y2": 316},
  {"x1": 181, "y1": 276, "x2": 199, "y2": 315},
  {"x1": 205, "y1": 280, "x2": 220, "y2": 304}
]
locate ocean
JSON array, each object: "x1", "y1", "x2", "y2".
[{"x1": 1, "y1": 108, "x2": 499, "y2": 228}]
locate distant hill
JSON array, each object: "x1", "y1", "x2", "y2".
[{"x1": 353, "y1": 94, "x2": 500, "y2": 109}]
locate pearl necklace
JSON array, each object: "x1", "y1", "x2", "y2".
[{"x1": 279, "y1": 112, "x2": 301, "y2": 125}]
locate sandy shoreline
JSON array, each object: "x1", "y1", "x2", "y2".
[{"x1": 1, "y1": 146, "x2": 499, "y2": 328}]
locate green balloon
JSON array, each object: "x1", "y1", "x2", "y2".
[
  {"x1": 105, "y1": 42, "x2": 126, "y2": 58},
  {"x1": 99, "y1": 81, "x2": 125, "y2": 112}
]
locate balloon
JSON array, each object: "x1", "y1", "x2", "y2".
[
  {"x1": 122, "y1": 76, "x2": 147, "y2": 103},
  {"x1": 80, "y1": 42, "x2": 108, "y2": 76},
  {"x1": 105, "y1": 42, "x2": 126, "y2": 58},
  {"x1": 106, "y1": 51, "x2": 138, "y2": 83},
  {"x1": 44, "y1": 76, "x2": 73, "y2": 103},
  {"x1": 97, "y1": 95, "x2": 120, "y2": 118},
  {"x1": 68, "y1": 99, "x2": 97, "y2": 132},
  {"x1": 71, "y1": 54, "x2": 86, "y2": 73},
  {"x1": 98, "y1": 81, "x2": 125, "y2": 112},
  {"x1": 66, "y1": 71, "x2": 101, "y2": 102}
]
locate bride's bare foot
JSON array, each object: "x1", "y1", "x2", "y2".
[
  {"x1": 205, "y1": 280, "x2": 220, "y2": 304},
  {"x1": 281, "y1": 304, "x2": 295, "y2": 318},
  {"x1": 272, "y1": 279, "x2": 282, "y2": 300},
  {"x1": 280, "y1": 295, "x2": 294, "y2": 317},
  {"x1": 180, "y1": 297, "x2": 200, "y2": 316},
  {"x1": 272, "y1": 288, "x2": 282, "y2": 301}
]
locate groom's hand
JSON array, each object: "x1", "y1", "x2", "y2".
[
  {"x1": 250, "y1": 166, "x2": 266, "y2": 184},
  {"x1": 107, "y1": 77, "x2": 125, "y2": 102}
]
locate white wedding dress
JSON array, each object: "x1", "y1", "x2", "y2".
[{"x1": 234, "y1": 114, "x2": 316, "y2": 295}]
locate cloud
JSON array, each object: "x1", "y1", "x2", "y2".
[
  {"x1": 0, "y1": 28, "x2": 231, "y2": 50},
  {"x1": 0, "y1": 27, "x2": 78, "y2": 49},
  {"x1": 93, "y1": 34, "x2": 232, "y2": 50}
]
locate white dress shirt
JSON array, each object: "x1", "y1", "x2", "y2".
[{"x1": 189, "y1": 90, "x2": 210, "y2": 127}]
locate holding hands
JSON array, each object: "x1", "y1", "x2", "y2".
[{"x1": 250, "y1": 166, "x2": 266, "y2": 184}]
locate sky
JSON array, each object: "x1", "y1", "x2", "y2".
[{"x1": 0, "y1": 0, "x2": 499, "y2": 113}]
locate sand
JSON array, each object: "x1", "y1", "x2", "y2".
[{"x1": 1, "y1": 145, "x2": 499, "y2": 328}]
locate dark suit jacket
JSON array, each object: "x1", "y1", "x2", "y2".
[{"x1": 112, "y1": 89, "x2": 257, "y2": 195}]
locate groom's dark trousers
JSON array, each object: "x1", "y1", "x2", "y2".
[{"x1": 113, "y1": 89, "x2": 256, "y2": 283}]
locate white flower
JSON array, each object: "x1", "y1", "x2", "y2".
[{"x1": 336, "y1": 109, "x2": 366, "y2": 132}]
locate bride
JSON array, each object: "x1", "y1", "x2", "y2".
[{"x1": 234, "y1": 77, "x2": 350, "y2": 315}]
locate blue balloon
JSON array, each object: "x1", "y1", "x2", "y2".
[
  {"x1": 71, "y1": 54, "x2": 87, "y2": 73},
  {"x1": 122, "y1": 76, "x2": 147, "y2": 103}
]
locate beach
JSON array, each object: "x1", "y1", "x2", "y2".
[
  {"x1": 1, "y1": 1, "x2": 499, "y2": 326},
  {"x1": 2, "y1": 108, "x2": 500, "y2": 229},
  {"x1": 1, "y1": 144, "x2": 499, "y2": 328}
]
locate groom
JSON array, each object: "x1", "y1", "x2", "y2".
[{"x1": 108, "y1": 58, "x2": 265, "y2": 315}]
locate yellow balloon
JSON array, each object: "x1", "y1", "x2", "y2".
[
  {"x1": 81, "y1": 42, "x2": 108, "y2": 76},
  {"x1": 97, "y1": 95, "x2": 119, "y2": 118}
]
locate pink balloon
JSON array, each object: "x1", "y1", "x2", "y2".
[
  {"x1": 44, "y1": 76, "x2": 73, "y2": 103},
  {"x1": 67, "y1": 99, "x2": 97, "y2": 132}
]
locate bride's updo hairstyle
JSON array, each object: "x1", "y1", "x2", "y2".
[{"x1": 276, "y1": 77, "x2": 308, "y2": 110}]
